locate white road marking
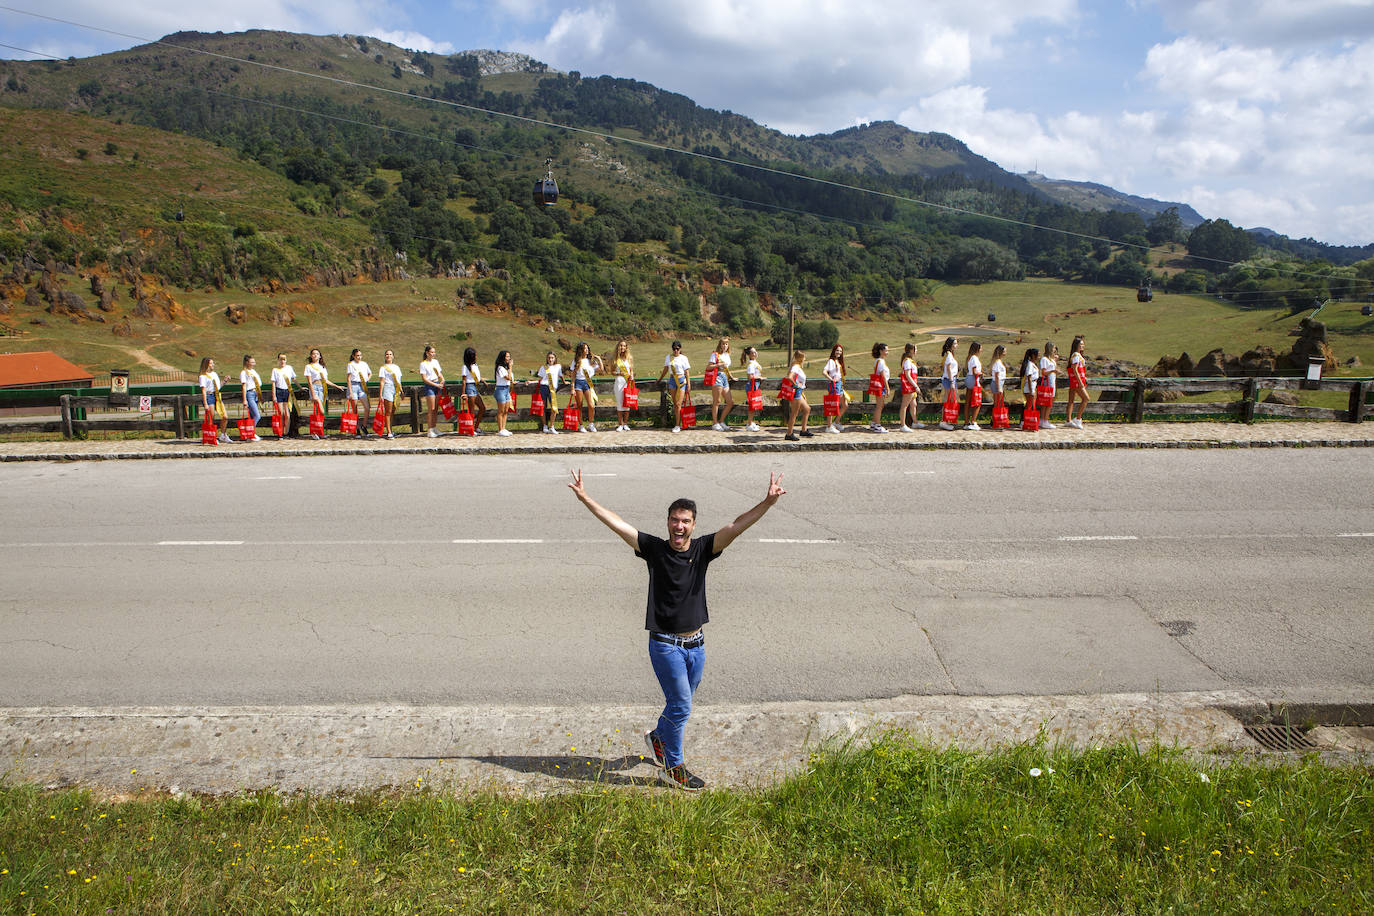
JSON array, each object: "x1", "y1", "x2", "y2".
[
  {"x1": 250, "y1": 475, "x2": 302, "y2": 480},
  {"x1": 903, "y1": 470, "x2": 936, "y2": 475},
  {"x1": 158, "y1": 540, "x2": 245, "y2": 546},
  {"x1": 1057, "y1": 535, "x2": 1139, "y2": 542},
  {"x1": 758, "y1": 538, "x2": 840, "y2": 544},
  {"x1": 1337, "y1": 532, "x2": 1374, "y2": 538},
  {"x1": 452, "y1": 538, "x2": 545, "y2": 544}
]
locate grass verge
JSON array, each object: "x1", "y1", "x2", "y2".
[{"x1": 2, "y1": 736, "x2": 1370, "y2": 914}]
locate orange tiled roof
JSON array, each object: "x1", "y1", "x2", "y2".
[{"x1": 0, "y1": 351, "x2": 94, "y2": 387}]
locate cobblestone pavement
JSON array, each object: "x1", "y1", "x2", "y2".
[{"x1": 2, "y1": 421, "x2": 1372, "y2": 461}]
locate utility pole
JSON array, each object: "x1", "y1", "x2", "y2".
[{"x1": 786, "y1": 297, "x2": 796, "y2": 358}]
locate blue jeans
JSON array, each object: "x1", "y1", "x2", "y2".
[
  {"x1": 245, "y1": 389, "x2": 261, "y2": 423},
  {"x1": 648, "y1": 636, "x2": 705, "y2": 768}
]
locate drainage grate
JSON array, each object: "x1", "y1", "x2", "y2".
[{"x1": 1243, "y1": 723, "x2": 1319, "y2": 751}]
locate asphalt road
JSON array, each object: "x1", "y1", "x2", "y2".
[{"x1": 3, "y1": 449, "x2": 1372, "y2": 707}]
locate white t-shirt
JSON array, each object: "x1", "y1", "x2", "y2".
[
  {"x1": 942, "y1": 352, "x2": 958, "y2": 384},
  {"x1": 1022, "y1": 362, "x2": 1040, "y2": 395},
  {"x1": 901, "y1": 357, "x2": 918, "y2": 388},
  {"x1": 965, "y1": 355, "x2": 982, "y2": 389},
  {"x1": 873, "y1": 357, "x2": 890, "y2": 382},
  {"x1": 304, "y1": 363, "x2": 327, "y2": 396},
  {"x1": 496, "y1": 365, "x2": 512, "y2": 387},
  {"x1": 746, "y1": 358, "x2": 762, "y2": 382},
  {"x1": 788, "y1": 365, "x2": 806, "y2": 391},
  {"x1": 347, "y1": 360, "x2": 372, "y2": 387},
  {"x1": 462, "y1": 364, "x2": 482, "y2": 385},
  {"x1": 1069, "y1": 351, "x2": 1086, "y2": 384},
  {"x1": 669, "y1": 353, "x2": 691, "y2": 381},
  {"x1": 538, "y1": 364, "x2": 563, "y2": 388},
  {"x1": 709, "y1": 351, "x2": 731, "y2": 383},
  {"x1": 990, "y1": 359, "x2": 1006, "y2": 393},
  {"x1": 420, "y1": 358, "x2": 443, "y2": 386},
  {"x1": 823, "y1": 358, "x2": 843, "y2": 382},
  {"x1": 577, "y1": 357, "x2": 594, "y2": 382},
  {"x1": 1039, "y1": 355, "x2": 1057, "y2": 390},
  {"x1": 380, "y1": 363, "x2": 402, "y2": 400},
  {"x1": 199, "y1": 373, "x2": 218, "y2": 402},
  {"x1": 271, "y1": 365, "x2": 295, "y2": 391},
  {"x1": 240, "y1": 368, "x2": 262, "y2": 392}
]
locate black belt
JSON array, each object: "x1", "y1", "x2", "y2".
[{"x1": 650, "y1": 630, "x2": 704, "y2": 649}]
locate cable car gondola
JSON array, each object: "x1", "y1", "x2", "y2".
[
  {"x1": 1136, "y1": 281, "x2": 1153, "y2": 303},
  {"x1": 532, "y1": 158, "x2": 558, "y2": 207}
]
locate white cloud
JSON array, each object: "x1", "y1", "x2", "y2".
[{"x1": 1153, "y1": 0, "x2": 1374, "y2": 48}]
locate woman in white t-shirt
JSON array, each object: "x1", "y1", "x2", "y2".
[
  {"x1": 988, "y1": 345, "x2": 1008, "y2": 427},
  {"x1": 270, "y1": 353, "x2": 296, "y2": 439},
  {"x1": 707, "y1": 337, "x2": 735, "y2": 431},
  {"x1": 345, "y1": 348, "x2": 373, "y2": 437},
  {"x1": 898, "y1": 343, "x2": 923, "y2": 431},
  {"x1": 1065, "y1": 335, "x2": 1089, "y2": 429},
  {"x1": 612, "y1": 340, "x2": 634, "y2": 432},
  {"x1": 419, "y1": 344, "x2": 445, "y2": 438},
  {"x1": 655, "y1": 341, "x2": 691, "y2": 433},
  {"x1": 198, "y1": 356, "x2": 228, "y2": 443},
  {"x1": 742, "y1": 346, "x2": 763, "y2": 432},
  {"x1": 961, "y1": 341, "x2": 984, "y2": 431},
  {"x1": 239, "y1": 354, "x2": 262, "y2": 440},
  {"x1": 822, "y1": 344, "x2": 847, "y2": 433},
  {"x1": 377, "y1": 349, "x2": 403, "y2": 439},
  {"x1": 570, "y1": 342, "x2": 600, "y2": 433},
  {"x1": 1038, "y1": 341, "x2": 1059, "y2": 429},
  {"x1": 938, "y1": 336, "x2": 959, "y2": 431},
  {"x1": 1019, "y1": 347, "x2": 1041, "y2": 428},
  {"x1": 493, "y1": 349, "x2": 514, "y2": 437},
  {"x1": 783, "y1": 349, "x2": 812, "y2": 441},
  {"x1": 869, "y1": 342, "x2": 891, "y2": 433},
  {"x1": 303, "y1": 348, "x2": 344, "y2": 439},
  {"x1": 462, "y1": 346, "x2": 488, "y2": 434},
  {"x1": 536, "y1": 351, "x2": 564, "y2": 434}
]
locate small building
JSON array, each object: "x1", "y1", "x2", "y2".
[{"x1": 0, "y1": 351, "x2": 94, "y2": 390}]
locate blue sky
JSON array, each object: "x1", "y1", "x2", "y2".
[{"x1": 4, "y1": 0, "x2": 1373, "y2": 245}]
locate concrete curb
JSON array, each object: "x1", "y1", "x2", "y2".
[
  {"x1": 4, "y1": 431, "x2": 1374, "y2": 462},
  {"x1": 6, "y1": 690, "x2": 1371, "y2": 795}
]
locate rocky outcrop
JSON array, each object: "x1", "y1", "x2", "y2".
[
  {"x1": 267, "y1": 306, "x2": 295, "y2": 327},
  {"x1": 224, "y1": 304, "x2": 246, "y2": 324},
  {"x1": 1276, "y1": 318, "x2": 1336, "y2": 371},
  {"x1": 48, "y1": 290, "x2": 104, "y2": 322}
]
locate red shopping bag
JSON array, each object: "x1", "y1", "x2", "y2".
[
  {"x1": 439, "y1": 395, "x2": 458, "y2": 421},
  {"x1": 991, "y1": 393, "x2": 1010, "y2": 429},
  {"x1": 623, "y1": 383, "x2": 639, "y2": 410},
  {"x1": 372, "y1": 409, "x2": 386, "y2": 435},
  {"x1": 457, "y1": 399, "x2": 475, "y2": 435},
  {"x1": 1036, "y1": 383, "x2": 1054, "y2": 410},
  {"x1": 746, "y1": 386, "x2": 763, "y2": 411},
  {"x1": 942, "y1": 390, "x2": 959, "y2": 425},
  {"x1": 823, "y1": 393, "x2": 843, "y2": 417},
  {"x1": 561, "y1": 403, "x2": 580, "y2": 432},
  {"x1": 867, "y1": 373, "x2": 886, "y2": 396},
  {"x1": 201, "y1": 414, "x2": 218, "y2": 445},
  {"x1": 237, "y1": 417, "x2": 256, "y2": 441},
  {"x1": 778, "y1": 377, "x2": 796, "y2": 401},
  {"x1": 309, "y1": 408, "x2": 326, "y2": 438},
  {"x1": 508, "y1": 390, "x2": 518, "y2": 411},
  {"x1": 271, "y1": 402, "x2": 284, "y2": 436},
  {"x1": 900, "y1": 373, "x2": 917, "y2": 395},
  {"x1": 1021, "y1": 403, "x2": 1040, "y2": 431},
  {"x1": 679, "y1": 403, "x2": 697, "y2": 429},
  {"x1": 969, "y1": 385, "x2": 984, "y2": 410},
  {"x1": 530, "y1": 388, "x2": 544, "y2": 417},
  {"x1": 340, "y1": 411, "x2": 358, "y2": 435},
  {"x1": 702, "y1": 365, "x2": 718, "y2": 387}
]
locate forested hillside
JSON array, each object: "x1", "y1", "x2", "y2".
[{"x1": 1, "y1": 29, "x2": 1370, "y2": 338}]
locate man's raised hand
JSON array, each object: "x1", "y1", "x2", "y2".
[{"x1": 765, "y1": 471, "x2": 786, "y2": 505}]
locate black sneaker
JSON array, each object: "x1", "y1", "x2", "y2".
[
  {"x1": 785, "y1": 433, "x2": 799, "y2": 441},
  {"x1": 643, "y1": 730, "x2": 666, "y2": 769},
  {"x1": 661, "y1": 764, "x2": 706, "y2": 791},
  {"x1": 800, "y1": 429, "x2": 815, "y2": 438}
]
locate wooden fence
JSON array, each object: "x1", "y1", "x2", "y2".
[{"x1": 0, "y1": 375, "x2": 1369, "y2": 438}]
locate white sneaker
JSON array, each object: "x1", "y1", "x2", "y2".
[
  {"x1": 938, "y1": 422, "x2": 955, "y2": 431},
  {"x1": 550, "y1": 427, "x2": 560, "y2": 434},
  {"x1": 672, "y1": 426, "x2": 681, "y2": 433},
  {"x1": 473, "y1": 429, "x2": 483, "y2": 435},
  {"x1": 1041, "y1": 421, "x2": 1057, "y2": 429},
  {"x1": 915, "y1": 422, "x2": 927, "y2": 429},
  {"x1": 428, "y1": 429, "x2": 439, "y2": 438},
  {"x1": 497, "y1": 428, "x2": 512, "y2": 437},
  {"x1": 1070, "y1": 418, "x2": 1083, "y2": 429},
  {"x1": 589, "y1": 424, "x2": 598, "y2": 432},
  {"x1": 218, "y1": 434, "x2": 231, "y2": 443},
  {"x1": 965, "y1": 423, "x2": 980, "y2": 431},
  {"x1": 872, "y1": 424, "x2": 887, "y2": 433},
  {"x1": 746, "y1": 423, "x2": 761, "y2": 432},
  {"x1": 385, "y1": 432, "x2": 395, "y2": 439},
  {"x1": 900, "y1": 425, "x2": 914, "y2": 432},
  {"x1": 580, "y1": 426, "x2": 590, "y2": 433}
]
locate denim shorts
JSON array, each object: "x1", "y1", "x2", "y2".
[
  {"x1": 423, "y1": 383, "x2": 440, "y2": 399},
  {"x1": 349, "y1": 382, "x2": 366, "y2": 400},
  {"x1": 495, "y1": 386, "x2": 510, "y2": 405},
  {"x1": 464, "y1": 382, "x2": 478, "y2": 398},
  {"x1": 574, "y1": 378, "x2": 590, "y2": 392},
  {"x1": 274, "y1": 387, "x2": 289, "y2": 404},
  {"x1": 668, "y1": 376, "x2": 682, "y2": 391}
]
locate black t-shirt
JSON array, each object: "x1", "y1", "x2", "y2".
[{"x1": 636, "y1": 530, "x2": 721, "y2": 633}]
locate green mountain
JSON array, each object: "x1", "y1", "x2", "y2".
[{"x1": 1022, "y1": 172, "x2": 1205, "y2": 228}]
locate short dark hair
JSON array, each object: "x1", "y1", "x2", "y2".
[{"x1": 667, "y1": 497, "x2": 697, "y2": 520}]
